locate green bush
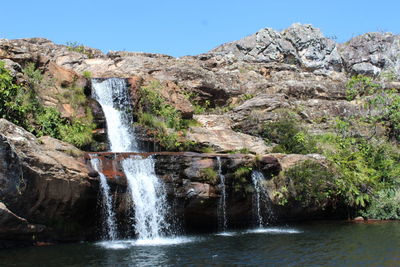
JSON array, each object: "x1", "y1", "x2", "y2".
[
  {"x1": 0, "y1": 61, "x2": 95, "y2": 149},
  {"x1": 263, "y1": 114, "x2": 318, "y2": 154},
  {"x1": 345, "y1": 75, "x2": 380, "y2": 101},
  {"x1": 365, "y1": 90, "x2": 400, "y2": 141},
  {"x1": 200, "y1": 167, "x2": 218, "y2": 183},
  {"x1": 234, "y1": 166, "x2": 252, "y2": 179},
  {"x1": 361, "y1": 188, "x2": 400, "y2": 219},
  {"x1": 316, "y1": 131, "x2": 400, "y2": 208},
  {"x1": 60, "y1": 119, "x2": 94, "y2": 148},
  {"x1": 137, "y1": 81, "x2": 200, "y2": 151},
  {"x1": 283, "y1": 160, "x2": 337, "y2": 207},
  {"x1": 65, "y1": 42, "x2": 94, "y2": 58},
  {"x1": 0, "y1": 61, "x2": 28, "y2": 126}
]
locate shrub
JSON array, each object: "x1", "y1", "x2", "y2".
[
  {"x1": 0, "y1": 61, "x2": 95, "y2": 149},
  {"x1": 361, "y1": 188, "x2": 400, "y2": 219},
  {"x1": 345, "y1": 75, "x2": 380, "y2": 101},
  {"x1": 137, "y1": 81, "x2": 200, "y2": 151},
  {"x1": 82, "y1": 71, "x2": 92, "y2": 79},
  {"x1": 60, "y1": 119, "x2": 94, "y2": 148},
  {"x1": 66, "y1": 42, "x2": 94, "y2": 58},
  {"x1": 0, "y1": 61, "x2": 28, "y2": 126},
  {"x1": 283, "y1": 160, "x2": 337, "y2": 207},
  {"x1": 234, "y1": 166, "x2": 253, "y2": 179},
  {"x1": 263, "y1": 114, "x2": 318, "y2": 154},
  {"x1": 200, "y1": 167, "x2": 218, "y2": 183}
]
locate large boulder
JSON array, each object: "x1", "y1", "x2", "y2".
[
  {"x1": 0, "y1": 119, "x2": 98, "y2": 244},
  {"x1": 187, "y1": 115, "x2": 271, "y2": 154}
]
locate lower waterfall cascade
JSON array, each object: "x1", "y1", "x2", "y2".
[
  {"x1": 217, "y1": 156, "x2": 227, "y2": 232},
  {"x1": 89, "y1": 156, "x2": 118, "y2": 240},
  {"x1": 251, "y1": 170, "x2": 274, "y2": 228}
]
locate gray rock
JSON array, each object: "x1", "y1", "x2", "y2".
[
  {"x1": 0, "y1": 134, "x2": 25, "y2": 204},
  {"x1": 339, "y1": 32, "x2": 400, "y2": 77}
]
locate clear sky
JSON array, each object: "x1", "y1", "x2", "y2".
[{"x1": 2, "y1": 0, "x2": 399, "y2": 57}]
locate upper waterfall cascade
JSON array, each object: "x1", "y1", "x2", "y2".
[{"x1": 91, "y1": 78, "x2": 138, "y2": 152}]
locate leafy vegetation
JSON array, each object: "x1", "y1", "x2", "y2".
[
  {"x1": 345, "y1": 75, "x2": 380, "y2": 101},
  {"x1": 137, "y1": 81, "x2": 198, "y2": 151},
  {"x1": 65, "y1": 41, "x2": 95, "y2": 58},
  {"x1": 0, "y1": 61, "x2": 94, "y2": 148},
  {"x1": 0, "y1": 61, "x2": 29, "y2": 127},
  {"x1": 263, "y1": 109, "x2": 400, "y2": 213},
  {"x1": 262, "y1": 112, "x2": 318, "y2": 154},
  {"x1": 200, "y1": 167, "x2": 218, "y2": 184},
  {"x1": 282, "y1": 160, "x2": 337, "y2": 208},
  {"x1": 360, "y1": 188, "x2": 400, "y2": 219}
]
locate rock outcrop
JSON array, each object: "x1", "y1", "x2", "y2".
[
  {"x1": 2, "y1": 24, "x2": 399, "y2": 150},
  {"x1": 0, "y1": 119, "x2": 98, "y2": 247}
]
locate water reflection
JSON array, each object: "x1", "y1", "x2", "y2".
[{"x1": 1, "y1": 222, "x2": 400, "y2": 267}]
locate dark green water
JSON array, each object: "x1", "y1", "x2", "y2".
[{"x1": 1, "y1": 222, "x2": 399, "y2": 267}]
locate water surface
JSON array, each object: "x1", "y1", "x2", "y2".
[{"x1": 1, "y1": 222, "x2": 399, "y2": 266}]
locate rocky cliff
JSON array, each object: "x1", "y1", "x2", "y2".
[{"x1": 0, "y1": 23, "x2": 399, "y2": 246}]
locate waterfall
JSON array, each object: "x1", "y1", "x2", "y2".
[
  {"x1": 91, "y1": 78, "x2": 138, "y2": 152},
  {"x1": 122, "y1": 157, "x2": 171, "y2": 239},
  {"x1": 251, "y1": 170, "x2": 273, "y2": 228},
  {"x1": 216, "y1": 157, "x2": 227, "y2": 231},
  {"x1": 92, "y1": 78, "x2": 173, "y2": 241},
  {"x1": 89, "y1": 156, "x2": 118, "y2": 240}
]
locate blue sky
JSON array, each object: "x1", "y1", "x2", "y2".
[{"x1": 2, "y1": 0, "x2": 399, "y2": 57}]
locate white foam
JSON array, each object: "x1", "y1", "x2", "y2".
[
  {"x1": 96, "y1": 240, "x2": 130, "y2": 250},
  {"x1": 215, "y1": 231, "x2": 237, "y2": 237},
  {"x1": 244, "y1": 227, "x2": 302, "y2": 234},
  {"x1": 96, "y1": 237, "x2": 196, "y2": 249},
  {"x1": 132, "y1": 236, "x2": 195, "y2": 246}
]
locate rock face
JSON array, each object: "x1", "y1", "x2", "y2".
[
  {"x1": 339, "y1": 32, "x2": 400, "y2": 76},
  {"x1": 85, "y1": 151, "x2": 340, "y2": 231},
  {"x1": 210, "y1": 24, "x2": 343, "y2": 74},
  {"x1": 0, "y1": 119, "x2": 98, "y2": 247},
  {"x1": 187, "y1": 115, "x2": 271, "y2": 154},
  {"x1": 2, "y1": 25, "x2": 399, "y2": 150}
]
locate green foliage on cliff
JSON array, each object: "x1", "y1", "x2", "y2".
[
  {"x1": 263, "y1": 113, "x2": 318, "y2": 154},
  {"x1": 0, "y1": 61, "x2": 94, "y2": 148},
  {"x1": 364, "y1": 89, "x2": 400, "y2": 141},
  {"x1": 65, "y1": 41, "x2": 94, "y2": 58},
  {"x1": 345, "y1": 75, "x2": 400, "y2": 141},
  {"x1": 283, "y1": 160, "x2": 337, "y2": 207},
  {"x1": 264, "y1": 110, "x2": 400, "y2": 211},
  {"x1": 200, "y1": 167, "x2": 218, "y2": 184},
  {"x1": 137, "y1": 81, "x2": 198, "y2": 151},
  {"x1": 360, "y1": 188, "x2": 400, "y2": 219},
  {"x1": 345, "y1": 75, "x2": 380, "y2": 101},
  {"x1": 316, "y1": 124, "x2": 400, "y2": 208},
  {"x1": 0, "y1": 61, "x2": 28, "y2": 126}
]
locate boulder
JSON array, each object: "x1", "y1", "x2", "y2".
[
  {"x1": 0, "y1": 119, "x2": 98, "y2": 243},
  {"x1": 187, "y1": 115, "x2": 271, "y2": 154}
]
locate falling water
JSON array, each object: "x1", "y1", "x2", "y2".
[
  {"x1": 122, "y1": 157, "x2": 171, "y2": 239},
  {"x1": 91, "y1": 78, "x2": 138, "y2": 152},
  {"x1": 217, "y1": 157, "x2": 227, "y2": 231},
  {"x1": 89, "y1": 156, "x2": 118, "y2": 240},
  {"x1": 251, "y1": 170, "x2": 273, "y2": 228},
  {"x1": 92, "y1": 78, "x2": 173, "y2": 241}
]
